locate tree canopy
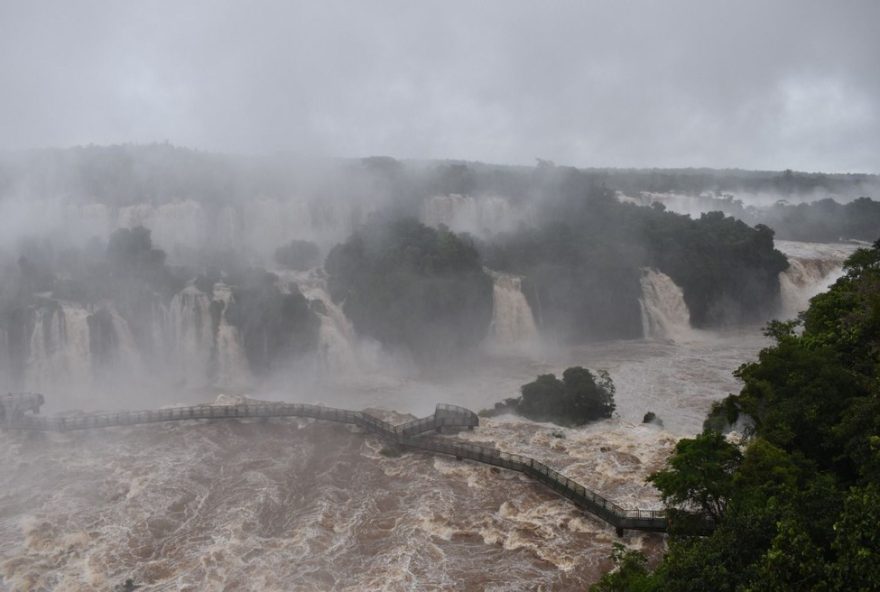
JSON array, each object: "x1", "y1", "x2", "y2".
[
  {"x1": 325, "y1": 218, "x2": 493, "y2": 365},
  {"x1": 494, "y1": 366, "x2": 616, "y2": 426},
  {"x1": 592, "y1": 240, "x2": 880, "y2": 591}
]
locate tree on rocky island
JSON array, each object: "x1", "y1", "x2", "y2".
[{"x1": 515, "y1": 366, "x2": 616, "y2": 426}]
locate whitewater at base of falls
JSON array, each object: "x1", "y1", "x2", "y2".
[
  {"x1": 638, "y1": 269, "x2": 693, "y2": 341},
  {"x1": 0, "y1": 319, "x2": 770, "y2": 590},
  {"x1": 0, "y1": 404, "x2": 671, "y2": 591},
  {"x1": 487, "y1": 271, "x2": 539, "y2": 347},
  {"x1": 6, "y1": 244, "x2": 848, "y2": 590}
]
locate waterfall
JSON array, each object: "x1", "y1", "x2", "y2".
[
  {"x1": 775, "y1": 240, "x2": 856, "y2": 318},
  {"x1": 0, "y1": 327, "x2": 7, "y2": 388},
  {"x1": 211, "y1": 283, "x2": 253, "y2": 388},
  {"x1": 168, "y1": 284, "x2": 214, "y2": 388},
  {"x1": 778, "y1": 258, "x2": 845, "y2": 318},
  {"x1": 87, "y1": 306, "x2": 143, "y2": 382},
  {"x1": 487, "y1": 271, "x2": 539, "y2": 346},
  {"x1": 26, "y1": 303, "x2": 93, "y2": 390},
  {"x1": 286, "y1": 270, "x2": 360, "y2": 376},
  {"x1": 639, "y1": 269, "x2": 692, "y2": 341},
  {"x1": 107, "y1": 308, "x2": 143, "y2": 378},
  {"x1": 6, "y1": 283, "x2": 251, "y2": 393}
]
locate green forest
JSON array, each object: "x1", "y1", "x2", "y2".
[{"x1": 592, "y1": 241, "x2": 880, "y2": 591}]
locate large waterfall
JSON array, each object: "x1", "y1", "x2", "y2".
[
  {"x1": 166, "y1": 282, "x2": 253, "y2": 389},
  {"x1": 282, "y1": 270, "x2": 361, "y2": 377},
  {"x1": 639, "y1": 269, "x2": 692, "y2": 341},
  {"x1": 168, "y1": 285, "x2": 214, "y2": 388},
  {"x1": 10, "y1": 302, "x2": 144, "y2": 392},
  {"x1": 211, "y1": 283, "x2": 253, "y2": 389},
  {"x1": 775, "y1": 241, "x2": 856, "y2": 318},
  {"x1": 487, "y1": 271, "x2": 539, "y2": 346},
  {"x1": 25, "y1": 303, "x2": 92, "y2": 391}
]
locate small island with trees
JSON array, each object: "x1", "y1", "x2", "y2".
[{"x1": 483, "y1": 366, "x2": 616, "y2": 426}]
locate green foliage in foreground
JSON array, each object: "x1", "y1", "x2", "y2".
[{"x1": 593, "y1": 240, "x2": 880, "y2": 591}]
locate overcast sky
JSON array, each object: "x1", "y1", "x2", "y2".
[{"x1": 1, "y1": 1, "x2": 877, "y2": 172}]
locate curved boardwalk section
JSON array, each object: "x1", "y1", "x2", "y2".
[{"x1": 0, "y1": 393, "x2": 666, "y2": 533}]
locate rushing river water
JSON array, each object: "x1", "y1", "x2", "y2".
[{"x1": 0, "y1": 240, "x2": 857, "y2": 591}]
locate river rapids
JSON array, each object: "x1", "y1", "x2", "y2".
[{"x1": 0, "y1": 240, "x2": 857, "y2": 591}]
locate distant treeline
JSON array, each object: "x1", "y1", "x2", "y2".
[
  {"x1": 647, "y1": 192, "x2": 880, "y2": 242},
  {"x1": 1, "y1": 144, "x2": 876, "y2": 205}
]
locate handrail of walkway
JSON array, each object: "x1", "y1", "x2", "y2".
[{"x1": 0, "y1": 396, "x2": 665, "y2": 533}]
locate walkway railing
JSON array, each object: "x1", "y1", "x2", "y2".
[{"x1": 1, "y1": 396, "x2": 665, "y2": 533}]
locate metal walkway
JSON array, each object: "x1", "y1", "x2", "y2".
[{"x1": 0, "y1": 393, "x2": 666, "y2": 533}]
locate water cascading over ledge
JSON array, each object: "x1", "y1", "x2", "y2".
[
  {"x1": 486, "y1": 270, "x2": 539, "y2": 346},
  {"x1": 778, "y1": 257, "x2": 844, "y2": 318},
  {"x1": 211, "y1": 283, "x2": 253, "y2": 389},
  {"x1": 0, "y1": 301, "x2": 144, "y2": 393},
  {"x1": 283, "y1": 270, "x2": 361, "y2": 377},
  {"x1": 773, "y1": 240, "x2": 857, "y2": 319},
  {"x1": 639, "y1": 269, "x2": 693, "y2": 341}
]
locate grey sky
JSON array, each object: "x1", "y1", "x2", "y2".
[{"x1": 1, "y1": 0, "x2": 877, "y2": 172}]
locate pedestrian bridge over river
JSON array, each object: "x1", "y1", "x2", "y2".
[{"x1": 1, "y1": 392, "x2": 667, "y2": 534}]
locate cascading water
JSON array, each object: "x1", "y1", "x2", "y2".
[
  {"x1": 168, "y1": 284, "x2": 214, "y2": 388},
  {"x1": 639, "y1": 269, "x2": 692, "y2": 341},
  {"x1": 778, "y1": 258, "x2": 843, "y2": 317},
  {"x1": 283, "y1": 270, "x2": 361, "y2": 377},
  {"x1": 87, "y1": 306, "x2": 144, "y2": 383},
  {"x1": 25, "y1": 303, "x2": 93, "y2": 391},
  {"x1": 774, "y1": 241, "x2": 857, "y2": 318},
  {"x1": 211, "y1": 283, "x2": 252, "y2": 388},
  {"x1": 108, "y1": 309, "x2": 140, "y2": 371},
  {"x1": 487, "y1": 271, "x2": 539, "y2": 346}
]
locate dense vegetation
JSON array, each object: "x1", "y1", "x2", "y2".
[
  {"x1": 593, "y1": 241, "x2": 880, "y2": 591},
  {"x1": 646, "y1": 192, "x2": 880, "y2": 242},
  {"x1": 482, "y1": 367, "x2": 615, "y2": 426},
  {"x1": 484, "y1": 177, "x2": 788, "y2": 336},
  {"x1": 325, "y1": 218, "x2": 493, "y2": 364},
  {"x1": 223, "y1": 269, "x2": 319, "y2": 374},
  {"x1": 752, "y1": 197, "x2": 880, "y2": 243}
]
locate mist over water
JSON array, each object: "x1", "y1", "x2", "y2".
[
  {"x1": 1, "y1": 1, "x2": 878, "y2": 587},
  {"x1": 0, "y1": 157, "x2": 858, "y2": 588}
]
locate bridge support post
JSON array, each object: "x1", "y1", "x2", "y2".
[{"x1": 615, "y1": 527, "x2": 624, "y2": 537}]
